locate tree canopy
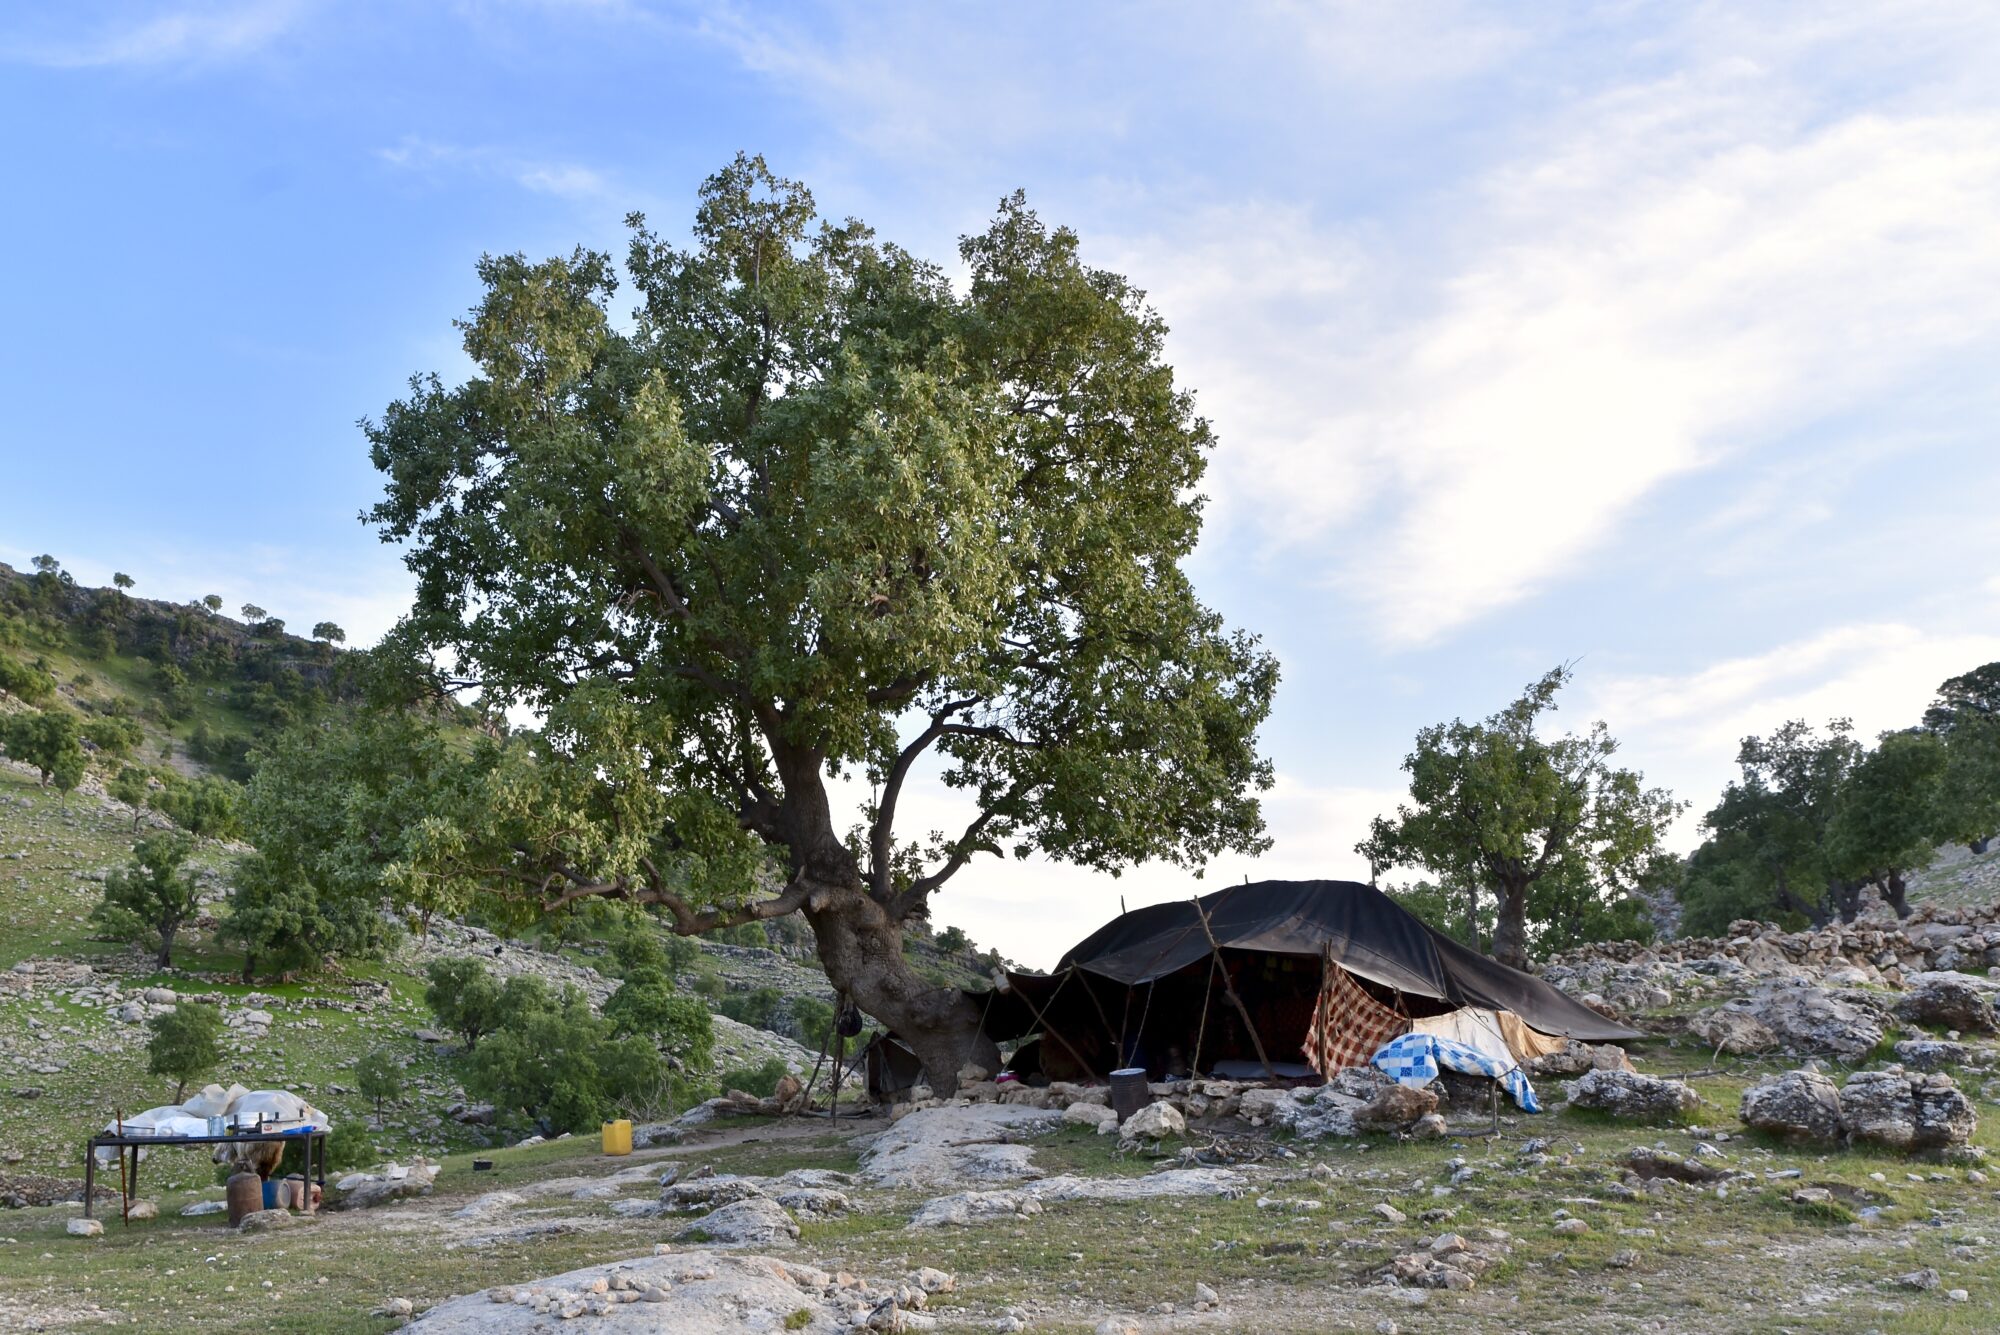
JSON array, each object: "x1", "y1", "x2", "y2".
[
  {"x1": 351, "y1": 154, "x2": 1277, "y2": 1084},
  {"x1": 1357, "y1": 666, "x2": 1680, "y2": 967}
]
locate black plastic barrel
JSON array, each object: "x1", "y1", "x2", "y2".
[{"x1": 1109, "y1": 1067, "x2": 1150, "y2": 1124}]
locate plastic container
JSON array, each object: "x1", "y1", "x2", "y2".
[
  {"x1": 262, "y1": 1178, "x2": 280, "y2": 1210},
  {"x1": 600, "y1": 1119, "x2": 633, "y2": 1156},
  {"x1": 1109, "y1": 1068, "x2": 1151, "y2": 1124}
]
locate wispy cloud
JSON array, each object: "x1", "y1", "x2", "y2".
[
  {"x1": 5, "y1": 1, "x2": 308, "y2": 69},
  {"x1": 377, "y1": 136, "x2": 609, "y2": 200}
]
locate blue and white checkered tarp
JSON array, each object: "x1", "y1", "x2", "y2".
[{"x1": 1369, "y1": 1032, "x2": 1542, "y2": 1112}]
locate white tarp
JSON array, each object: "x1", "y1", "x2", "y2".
[
  {"x1": 95, "y1": 1088, "x2": 330, "y2": 1162},
  {"x1": 1409, "y1": 1007, "x2": 1516, "y2": 1070}
]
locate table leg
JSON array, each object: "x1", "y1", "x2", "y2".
[{"x1": 83, "y1": 1151, "x2": 95, "y2": 1219}]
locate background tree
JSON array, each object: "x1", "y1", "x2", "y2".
[
  {"x1": 422, "y1": 957, "x2": 510, "y2": 1050},
  {"x1": 311, "y1": 621, "x2": 346, "y2": 644},
  {"x1": 1693, "y1": 720, "x2": 1862, "y2": 927},
  {"x1": 202, "y1": 594, "x2": 223, "y2": 615},
  {"x1": 1, "y1": 707, "x2": 85, "y2": 787},
  {"x1": 1826, "y1": 730, "x2": 1948, "y2": 918},
  {"x1": 1938, "y1": 717, "x2": 2000, "y2": 854},
  {"x1": 355, "y1": 1047, "x2": 404, "y2": 1119},
  {"x1": 150, "y1": 773, "x2": 244, "y2": 840},
  {"x1": 602, "y1": 967, "x2": 715, "y2": 1074},
  {"x1": 239, "y1": 604, "x2": 265, "y2": 623},
  {"x1": 1357, "y1": 667, "x2": 1680, "y2": 968},
  {"x1": 112, "y1": 572, "x2": 134, "y2": 591},
  {"x1": 109, "y1": 765, "x2": 152, "y2": 830},
  {"x1": 354, "y1": 155, "x2": 1278, "y2": 1087},
  {"x1": 1923, "y1": 663, "x2": 2000, "y2": 732},
  {"x1": 92, "y1": 832, "x2": 203, "y2": 968},
  {"x1": 146, "y1": 1001, "x2": 222, "y2": 1101},
  {"x1": 0, "y1": 651, "x2": 58, "y2": 703}
]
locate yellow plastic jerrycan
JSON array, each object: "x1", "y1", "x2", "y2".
[{"x1": 601, "y1": 1119, "x2": 633, "y2": 1156}]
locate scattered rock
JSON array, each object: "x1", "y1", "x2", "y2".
[
  {"x1": 1740, "y1": 1070, "x2": 1845, "y2": 1142},
  {"x1": 1564, "y1": 1069, "x2": 1700, "y2": 1120},
  {"x1": 1119, "y1": 1101, "x2": 1186, "y2": 1140},
  {"x1": 1895, "y1": 973, "x2": 1999, "y2": 1035},
  {"x1": 680, "y1": 1197, "x2": 799, "y2": 1247},
  {"x1": 1355, "y1": 1084, "x2": 1439, "y2": 1132},
  {"x1": 65, "y1": 1218, "x2": 101, "y2": 1238},
  {"x1": 1891, "y1": 1267, "x2": 1941, "y2": 1291}
]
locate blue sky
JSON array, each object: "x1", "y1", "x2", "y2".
[{"x1": 5, "y1": 2, "x2": 2000, "y2": 965}]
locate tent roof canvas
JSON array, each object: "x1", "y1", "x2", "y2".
[{"x1": 1017, "y1": 878, "x2": 1640, "y2": 1044}]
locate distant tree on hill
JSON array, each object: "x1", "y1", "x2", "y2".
[
  {"x1": 1825, "y1": 730, "x2": 1948, "y2": 918},
  {"x1": 93, "y1": 833, "x2": 204, "y2": 968},
  {"x1": 147, "y1": 1001, "x2": 223, "y2": 1102},
  {"x1": 201, "y1": 594, "x2": 223, "y2": 615},
  {"x1": 1938, "y1": 717, "x2": 2000, "y2": 855},
  {"x1": 0, "y1": 707, "x2": 85, "y2": 787},
  {"x1": 151, "y1": 773, "x2": 244, "y2": 840},
  {"x1": 1357, "y1": 667, "x2": 1681, "y2": 967},
  {"x1": 239, "y1": 604, "x2": 265, "y2": 623},
  {"x1": 311, "y1": 622, "x2": 346, "y2": 644},
  {"x1": 1924, "y1": 663, "x2": 2000, "y2": 732},
  {"x1": 0, "y1": 651, "x2": 57, "y2": 703},
  {"x1": 423, "y1": 957, "x2": 510, "y2": 1050},
  {"x1": 1685, "y1": 720, "x2": 1862, "y2": 931},
  {"x1": 355, "y1": 1047, "x2": 404, "y2": 1118},
  {"x1": 109, "y1": 765, "x2": 153, "y2": 830},
  {"x1": 935, "y1": 925, "x2": 972, "y2": 955},
  {"x1": 113, "y1": 573, "x2": 134, "y2": 591}
]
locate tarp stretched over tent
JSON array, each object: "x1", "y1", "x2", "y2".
[{"x1": 1013, "y1": 879, "x2": 1641, "y2": 1045}]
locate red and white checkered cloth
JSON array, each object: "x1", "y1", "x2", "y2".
[{"x1": 1303, "y1": 957, "x2": 1410, "y2": 1076}]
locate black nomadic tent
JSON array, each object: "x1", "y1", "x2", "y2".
[{"x1": 870, "y1": 878, "x2": 1641, "y2": 1097}]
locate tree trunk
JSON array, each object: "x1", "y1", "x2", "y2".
[
  {"x1": 156, "y1": 928, "x2": 175, "y2": 970},
  {"x1": 1883, "y1": 872, "x2": 1911, "y2": 919},
  {"x1": 801, "y1": 879, "x2": 996, "y2": 1093},
  {"x1": 1491, "y1": 880, "x2": 1530, "y2": 970}
]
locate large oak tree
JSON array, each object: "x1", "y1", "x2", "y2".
[{"x1": 363, "y1": 157, "x2": 1277, "y2": 1086}]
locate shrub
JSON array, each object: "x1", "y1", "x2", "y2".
[
  {"x1": 93, "y1": 832, "x2": 202, "y2": 968},
  {"x1": 716, "y1": 1057, "x2": 789, "y2": 1099},
  {"x1": 356, "y1": 1047, "x2": 405, "y2": 1116},
  {"x1": 324, "y1": 1118, "x2": 376, "y2": 1172},
  {"x1": 423, "y1": 957, "x2": 509, "y2": 1050},
  {"x1": 717, "y1": 986, "x2": 783, "y2": 1032},
  {"x1": 604, "y1": 968, "x2": 715, "y2": 1074},
  {"x1": 147, "y1": 1001, "x2": 223, "y2": 1102},
  {"x1": 83, "y1": 715, "x2": 144, "y2": 758},
  {"x1": 0, "y1": 650, "x2": 56, "y2": 703},
  {"x1": 465, "y1": 986, "x2": 667, "y2": 1135}
]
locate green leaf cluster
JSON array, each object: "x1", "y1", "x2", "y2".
[
  {"x1": 92, "y1": 832, "x2": 203, "y2": 968},
  {"x1": 146, "y1": 1000, "x2": 223, "y2": 1102}
]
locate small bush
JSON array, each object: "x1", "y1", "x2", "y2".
[
  {"x1": 147, "y1": 1001, "x2": 223, "y2": 1102},
  {"x1": 716, "y1": 1057, "x2": 789, "y2": 1099}
]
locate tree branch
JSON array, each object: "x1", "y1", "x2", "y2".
[{"x1": 869, "y1": 697, "x2": 981, "y2": 899}]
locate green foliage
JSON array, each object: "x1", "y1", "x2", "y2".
[
  {"x1": 187, "y1": 721, "x2": 255, "y2": 780},
  {"x1": 0, "y1": 650, "x2": 57, "y2": 703},
  {"x1": 1923, "y1": 662, "x2": 2000, "y2": 732},
  {"x1": 153, "y1": 661, "x2": 195, "y2": 719},
  {"x1": 1938, "y1": 716, "x2": 2000, "y2": 852},
  {"x1": 150, "y1": 773, "x2": 244, "y2": 840},
  {"x1": 463, "y1": 983, "x2": 668, "y2": 1134},
  {"x1": 82, "y1": 715, "x2": 143, "y2": 757},
  {"x1": 1691, "y1": 720, "x2": 1863, "y2": 929},
  {"x1": 91, "y1": 832, "x2": 202, "y2": 968},
  {"x1": 0, "y1": 707, "x2": 85, "y2": 786},
  {"x1": 324, "y1": 1118, "x2": 376, "y2": 1172},
  {"x1": 935, "y1": 925, "x2": 971, "y2": 954},
  {"x1": 716, "y1": 1057, "x2": 789, "y2": 1099},
  {"x1": 146, "y1": 1000, "x2": 222, "y2": 1101},
  {"x1": 1357, "y1": 667, "x2": 1681, "y2": 966},
  {"x1": 354, "y1": 156, "x2": 1278, "y2": 1051},
  {"x1": 312, "y1": 621, "x2": 346, "y2": 644},
  {"x1": 1826, "y1": 730, "x2": 1948, "y2": 916},
  {"x1": 716, "y1": 986, "x2": 783, "y2": 1032},
  {"x1": 356, "y1": 1047, "x2": 405, "y2": 1115},
  {"x1": 223, "y1": 849, "x2": 388, "y2": 981},
  {"x1": 603, "y1": 967, "x2": 715, "y2": 1073},
  {"x1": 108, "y1": 765, "x2": 152, "y2": 829},
  {"x1": 423, "y1": 956, "x2": 510, "y2": 1050},
  {"x1": 789, "y1": 995, "x2": 835, "y2": 1051}
]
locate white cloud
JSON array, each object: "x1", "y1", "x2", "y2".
[
  {"x1": 377, "y1": 137, "x2": 610, "y2": 201},
  {"x1": 6, "y1": 1, "x2": 307, "y2": 69}
]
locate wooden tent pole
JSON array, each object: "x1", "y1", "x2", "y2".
[
  {"x1": 1007, "y1": 968, "x2": 1100, "y2": 1082},
  {"x1": 1189, "y1": 953, "x2": 1220, "y2": 1076},
  {"x1": 1192, "y1": 897, "x2": 1275, "y2": 1079}
]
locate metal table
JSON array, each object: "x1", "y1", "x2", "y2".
[{"x1": 83, "y1": 1128, "x2": 328, "y2": 1223}]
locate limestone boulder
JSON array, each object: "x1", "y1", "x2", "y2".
[
  {"x1": 1739, "y1": 1070, "x2": 1844, "y2": 1142},
  {"x1": 1717, "y1": 983, "x2": 1887, "y2": 1062},
  {"x1": 681, "y1": 1197, "x2": 798, "y2": 1247},
  {"x1": 1894, "y1": 973, "x2": 1999, "y2": 1035},
  {"x1": 1563, "y1": 1069, "x2": 1700, "y2": 1120},
  {"x1": 1120, "y1": 1101, "x2": 1187, "y2": 1140},
  {"x1": 1354, "y1": 1084, "x2": 1440, "y2": 1132},
  {"x1": 1841, "y1": 1069, "x2": 1978, "y2": 1151}
]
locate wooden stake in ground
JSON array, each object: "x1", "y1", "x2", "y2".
[{"x1": 1192, "y1": 897, "x2": 1275, "y2": 1079}]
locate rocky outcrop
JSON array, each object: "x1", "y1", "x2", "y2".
[
  {"x1": 1690, "y1": 983, "x2": 1888, "y2": 1062},
  {"x1": 1894, "y1": 972, "x2": 1999, "y2": 1035},
  {"x1": 1739, "y1": 1070, "x2": 1845, "y2": 1142},
  {"x1": 856, "y1": 1104, "x2": 1060, "y2": 1188},
  {"x1": 680, "y1": 1197, "x2": 799, "y2": 1247},
  {"x1": 1118, "y1": 1101, "x2": 1186, "y2": 1140},
  {"x1": 1562, "y1": 1069, "x2": 1700, "y2": 1120},
  {"x1": 1738, "y1": 1067, "x2": 1977, "y2": 1151}
]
